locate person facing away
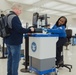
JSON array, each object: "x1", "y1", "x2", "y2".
[
  {"x1": 47, "y1": 16, "x2": 67, "y2": 66},
  {"x1": 4, "y1": 3, "x2": 34, "y2": 75}
]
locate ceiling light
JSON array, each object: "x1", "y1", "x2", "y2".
[
  {"x1": 27, "y1": 7, "x2": 43, "y2": 12},
  {"x1": 53, "y1": 4, "x2": 76, "y2": 11},
  {"x1": 59, "y1": 0, "x2": 76, "y2": 4},
  {"x1": 40, "y1": 10, "x2": 60, "y2": 14},
  {"x1": 7, "y1": 0, "x2": 40, "y2": 4},
  {"x1": 42, "y1": 1, "x2": 61, "y2": 8},
  {"x1": 69, "y1": 10, "x2": 76, "y2": 13},
  {"x1": 56, "y1": 13, "x2": 70, "y2": 16}
]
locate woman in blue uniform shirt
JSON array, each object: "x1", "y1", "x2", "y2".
[{"x1": 47, "y1": 16, "x2": 67, "y2": 66}]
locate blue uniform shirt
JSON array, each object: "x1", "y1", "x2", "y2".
[{"x1": 47, "y1": 24, "x2": 66, "y2": 37}]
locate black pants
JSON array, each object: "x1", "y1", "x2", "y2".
[{"x1": 56, "y1": 37, "x2": 67, "y2": 65}]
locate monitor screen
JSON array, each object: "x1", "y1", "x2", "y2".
[
  {"x1": 39, "y1": 14, "x2": 47, "y2": 27},
  {"x1": 32, "y1": 12, "x2": 39, "y2": 28}
]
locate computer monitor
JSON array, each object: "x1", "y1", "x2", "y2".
[
  {"x1": 32, "y1": 12, "x2": 39, "y2": 28},
  {"x1": 38, "y1": 14, "x2": 48, "y2": 27},
  {"x1": 32, "y1": 12, "x2": 49, "y2": 28}
]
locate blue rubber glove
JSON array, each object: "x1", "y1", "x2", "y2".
[{"x1": 42, "y1": 28, "x2": 47, "y2": 33}]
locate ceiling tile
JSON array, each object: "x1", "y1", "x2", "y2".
[
  {"x1": 59, "y1": 0, "x2": 76, "y2": 4},
  {"x1": 7, "y1": 0, "x2": 76, "y2": 16},
  {"x1": 40, "y1": 9, "x2": 60, "y2": 14},
  {"x1": 56, "y1": 13, "x2": 70, "y2": 16},
  {"x1": 7, "y1": 0, "x2": 40, "y2": 4},
  {"x1": 41, "y1": 1, "x2": 62, "y2": 8},
  {"x1": 27, "y1": 7, "x2": 44, "y2": 12},
  {"x1": 53, "y1": 4, "x2": 76, "y2": 11}
]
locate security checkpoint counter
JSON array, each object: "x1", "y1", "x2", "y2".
[{"x1": 29, "y1": 33, "x2": 58, "y2": 75}]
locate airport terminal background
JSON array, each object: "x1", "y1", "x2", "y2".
[{"x1": 0, "y1": 0, "x2": 76, "y2": 75}]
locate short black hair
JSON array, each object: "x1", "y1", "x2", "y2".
[{"x1": 55, "y1": 16, "x2": 67, "y2": 28}]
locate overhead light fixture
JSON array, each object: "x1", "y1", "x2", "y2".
[
  {"x1": 56, "y1": 13, "x2": 70, "y2": 16},
  {"x1": 53, "y1": 4, "x2": 69, "y2": 10},
  {"x1": 59, "y1": 0, "x2": 76, "y2": 4},
  {"x1": 7, "y1": 0, "x2": 40, "y2": 4},
  {"x1": 69, "y1": 10, "x2": 76, "y2": 13},
  {"x1": 27, "y1": 7, "x2": 43, "y2": 12},
  {"x1": 40, "y1": 9, "x2": 60, "y2": 14},
  {"x1": 53, "y1": 4, "x2": 76, "y2": 11},
  {"x1": 21, "y1": 0, "x2": 40, "y2": 4},
  {"x1": 42, "y1": 1, "x2": 61, "y2": 8}
]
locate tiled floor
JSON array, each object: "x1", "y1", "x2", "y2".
[{"x1": 0, "y1": 44, "x2": 75, "y2": 75}]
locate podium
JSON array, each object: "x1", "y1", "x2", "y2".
[{"x1": 29, "y1": 34, "x2": 58, "y2": 74}]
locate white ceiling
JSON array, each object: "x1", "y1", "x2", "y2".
[{"x1": 6, "y1": 0, "x2": 76, "y2": 16}]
